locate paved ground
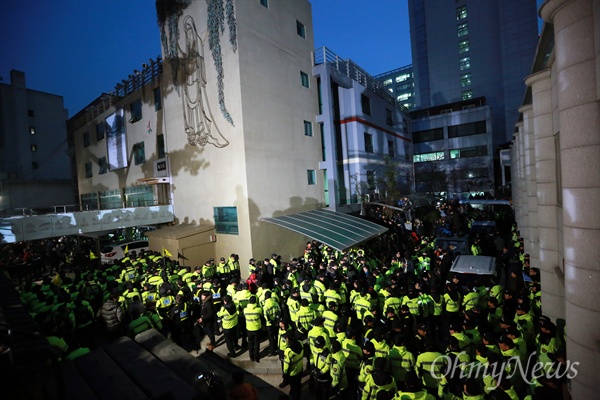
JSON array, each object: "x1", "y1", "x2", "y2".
[{"x1": 195, "y1": 332, "x2": 313, "y2": 399}]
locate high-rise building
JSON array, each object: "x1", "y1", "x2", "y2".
[
  {"x1": 405, "y1": 0, "x2": 538, "y2": 195},
  {"x1": 409, "y1": 0, "x2": 538, "y2": 148},
  {"x1": 0, "y1": 70, "x2": 74, "y2": 216}
]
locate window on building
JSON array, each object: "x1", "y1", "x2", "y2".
[
  {"x1": 320, "y1": 123, "x2": 326, "y2": 162},
  {"x1": 361, "y1": 94, "x2": 371, "y2": 115},
  {"x1": 448, "y1": 121, "x2": 487, "y2": 138},
  {"x1": 28, "y1": 109, "x2": 34, "y2": 117},
  {"x1": 301, "y1": 71, "x2": 310, "y2": 88},
  {"x1": 388, "y1": 140, "x2": 395, "y2": 157},
  {"x1": 85, "y1": 162, "x2": 93, "y2": 178},
  {"x1": 397, "y1": 93, "x2": 411, "y2": 102},
  {"x1": 260, "y1": 0, "x2": 268, "y2": 8},
  {"x1": 30, "y1": 127, "x2": 36, "y2": 135},
  {"x1": 304, "y1": 120, "x2": 313, "y2": 137},
  {"x1": 366, "y1": 170, "x2": 376, "y2": 190},
  {"x1": 132, "y1": 142, "x2": 146, "y2": 165},
  {"x1": 462, "y1": 90, "x2": 473, "y2": 100},
  {"x1": 460, "y1": 73, "x2": 472, "y2": 87},
  {"x1": 99, "y1": 156, "x2": 108, "y2": 174},
  {"x1": 96, "y1": 122, "x2": 105, "y2": 141},
  {"x1": 153, "y1": 87, "x2": 162, "y2": 111},
  {"x1": 364, "y1": 132, "x2": 374, "y2": 153},
  {"x1": 83, "y1": 131, "x2": 90, "y2": 148},
  {"x1": 457, "y1": 23, "x2": 468, "y2": 37},
  {"x1": 296, "y1": 20, "x2": 305, "y2": 38},
  {"x1": 450, "y1": 145, "x2": 487, "y2": 159},
  {"x1": 125, "y1": 185, "x2": 153, "y2": 207},
  {"x1": 30, "y1": 144, "x2": 37, "y2": 152},
  {"x1": 413, "y1": 128, "x2": 443, "y2": 143},
  {"x1": 458, "y1": 40, "x2": 469, "y2": 54},
  {"x1": 130, "y1": 99, "x2": 142, "y2": 123},
  {"x1": 456, "y1": 5, "x2": 467, "y2": 20},
  {"x1": 317, "y1": 77, "x2": 323, "y2": 114},
  {"x1": 157, "y1": 134, "x2": 166, "y2": 159},
  {"x1": 413, "y1": 151, "x2": 445, "y2": 163},
  {"x1": 395, "y1": 73, "x2": 410, "y2": 83},
  {"x1": 459, "y1": 56, "x2": 471, "y2": 70},
  {"x1": 100, "y1": 188, "x2": 122, "y2": 210},
  {"x1": 307, "y1": 169, "x2": 316, "y2": 185},
  {"x1": 214, "y1": 206, "x2": 239, "y2": 234},
  {"x1": 383, "y1": 79, "x2": 392, "y2": 86},
  {"x1": 386, "y1": 108, "x2": 393, "y2": 126},
  {"x1": 32, "y1": 162, "x2": 39, "y2": 169}
]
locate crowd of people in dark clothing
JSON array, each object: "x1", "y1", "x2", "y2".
[{"x1": 0, "y1": 199, "x2": 568, "y2": 400}]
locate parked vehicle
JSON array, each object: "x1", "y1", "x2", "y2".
[
  {"x1": 101, "y1": 240, "x2": 149, "y2": 264},
  {"x1": 448, "y1": 255, "x2": 497, "y2": 287}
]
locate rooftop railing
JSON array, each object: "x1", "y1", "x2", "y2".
[{"x1": 312, "y1": 46, "x2": 408, "y2": 113}]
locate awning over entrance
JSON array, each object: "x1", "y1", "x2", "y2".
[{"x1": 263, "y1": 209, "x2": 388, "y2": 252}]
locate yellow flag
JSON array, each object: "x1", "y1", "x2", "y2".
[
  {"x1": 90, "y1": 251, "x2": 98, "y2": 260},
  {"x1": 125, "y1": 245, "x2": 129, "y2": 254},
  {"x1": 163, "y1": 248, "x2": 173, "y2": 257}
]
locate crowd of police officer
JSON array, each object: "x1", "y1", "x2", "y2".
[{"x1": 4, "y1": 210, "x2": 567, "y2": 400}]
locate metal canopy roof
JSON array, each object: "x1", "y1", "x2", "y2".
[{"x1": 263, "y1": 209, "x2": 388, "y2": 252}]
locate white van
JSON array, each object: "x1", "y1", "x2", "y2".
[{"x1": 101, "y1": 240, "x2": 150, "y2": 264}]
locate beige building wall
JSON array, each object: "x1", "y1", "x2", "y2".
[
  {"x1": 514, "y1": 0, "x2": 600, "y2": 398},
  {"x1": 160, "y1": 0, "x2": 322, "y2": 265}
]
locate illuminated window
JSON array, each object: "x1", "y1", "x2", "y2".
[
  {"x1": 458, "y1": 40, "x2": 469, "y2": 54},
  {"x1": 413, "y1": 151, "x2": 445, "y2": 163},
  {"x1": 460, "y1": 73, "x2": 472, "y2": 87},
  {"x1": 459, "y1": 56, "x2": 471, "y2": 70},
  {"x1": 395, "y1": 73, "x2": 411, "y2": 83},
  {"x1": 383, "y1": 79, "x2": 393, "y2": 86},
  {"x1": 397, "y1": 93, "x2": 411, "y2": 101},
  {"x1": 456, "y1": 5, "x2": 467, "y2": 20},
  {"x1": 30, "y1": 127, "x2": 36, "y2": 135},
  {"x1": 457, "y1": 23, "x2": 468, "y2": 37},
  {"x1": 462, "y1": 90, "x2": 473, "y2": 100}
]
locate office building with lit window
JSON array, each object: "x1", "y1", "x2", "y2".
[
  {"x1": 374, "y1": 65, "x2": 415, "y2": 110},
  {"x1": 407, "y1": 0, "x2": 538, "y2": 195}
]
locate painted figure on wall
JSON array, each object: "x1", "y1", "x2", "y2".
[{"x1": 180, "y1": 15, "x2": 229, "y2": 148}]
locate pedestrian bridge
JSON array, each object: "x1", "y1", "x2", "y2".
[{"x1": 0, "y1": 205, "x2": 174, "y2": 243}]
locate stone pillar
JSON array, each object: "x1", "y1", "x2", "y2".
[
  {"x1": 521, "y1": 104, "x2": 540, "y2": 265},
  {"x1": 515, "y1": 120, "x2": 529, "y2": 239},
  {"x1": 526, "y1": 69, "x2": 565, "y2": 321},
  {"x1": 541, "y1": 0, "x2": 600, "y2": 398}
]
